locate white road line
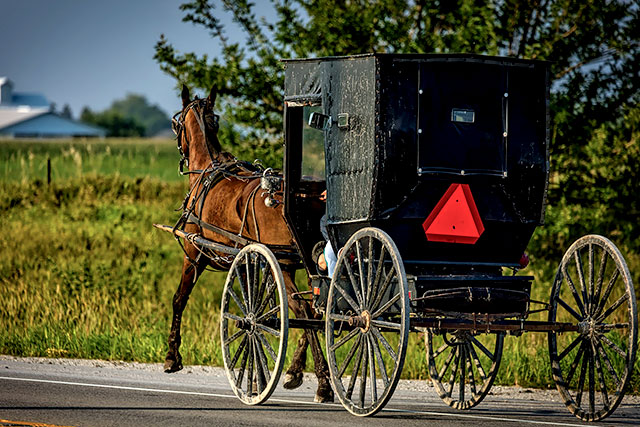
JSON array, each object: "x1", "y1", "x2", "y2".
[{"x1": 0, "y1": 376, "x2": 587, "y2": 426}]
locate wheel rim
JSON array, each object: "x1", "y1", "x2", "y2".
[
  {"x1": 549, "y1": 235, "x2": 637, "y2": 421},
  {"x1": 426, "y1": 330, "x2": 504, "y2": 409},
  {"x1": 220, "y1": 244, "x2": 288, "y2": 405},
  {"x1": 325, "y1": 227, "x2": 410, "y2": 416}
]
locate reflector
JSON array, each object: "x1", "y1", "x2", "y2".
[{"x1": 422, "y1": 183, "x2": 484, "y2": 244}]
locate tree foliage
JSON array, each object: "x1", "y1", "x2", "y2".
[
  {"x1": 80, "y1": 107, "x2": 145, "y2": 138},
  {"x1": 80, "y1": 94, "x2": 170, "y2": 137},
  {"x1": 155, "y1": 0, "x2": 639, "y2": 264}
]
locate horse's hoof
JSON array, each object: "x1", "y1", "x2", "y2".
[
  {"x1": 314, "y1": 384, "x2": 334, "y2": 403},
  {"x1": 283, "y1": 371, "x2": 303, "y2": 390},
  {"x1": 163, "y1": 357, "x2": 183, "y2": 373}
]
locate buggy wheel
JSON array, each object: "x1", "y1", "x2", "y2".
[
  {"x1": 426, "y1": 330, "x2": 504, "y2": 409},
  {"x1": 220, "y1": 244, "x2": 288, "y2": 405},
  {"x1": 549, "y1": 235, "x2": 637, "y2": 421},
  {"x1": 325, "y1": 227, "x2": 410, "y2": 416}
]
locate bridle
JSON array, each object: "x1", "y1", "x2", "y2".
[{"x1": 172, "y1": 97, "x2": 220, "y2": 175}]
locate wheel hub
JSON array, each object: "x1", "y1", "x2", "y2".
[
  {"x1": 235, "y1": 313, "x2": 258, "y2": 335},
  {"x1": 348, "y1": 310, "x2": 371, "y2": 332}
]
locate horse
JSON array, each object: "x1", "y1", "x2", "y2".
[{"x1": 163, "y1": 84, "x2": 333, "y2": 403}]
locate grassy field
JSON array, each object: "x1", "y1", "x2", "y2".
[{"x1": 0, "y1": 138, "x2": 637, "y2": 394}]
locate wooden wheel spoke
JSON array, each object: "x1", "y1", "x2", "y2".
[
  {"x1": 566, "y1": 342, "x2": 585, "y2": 386},
  {"x1": 371, "y1": 293, "x2": 400, "y2": 318},
  {"x1": 588, "y1": 347, "x2": 596, "y2": 415},
  {"x1": 593, "y1": 343, "x2": 610, "y2": 410},
  {"x1": 223, "y1": 311, "x2": 244, "y2": 323},
  {"x1": 371, "y1": 270, "x2": 395, "y2": 315},
  {"x1": 588, "y1": 244, "x2": 595, "y2": 312},
  {"x1": 467, "y1": 342, "x2": 488, "y2": 382},
  {"x1": 370, "y1": 318, "x2": 402, "y2": 331},
  {"x1": 557, "y1": 297, "x2": 584, "y2": 321},
  {"x1": 229, "y1": 335, "x2": 248, "y2": 371},
  {"x1": 596, "y1": 294, "x2": 629, "y2": 323},
  {"x1": 226, "y1": 286, "x2": 248, "y2": 317},
  {"x1": 337, "y1": 334, "x2": 362, "y2": 379},
  {"x1": 254, "y1": 269, "x2": 272, "y2": 314},
  {"x1": 346, "y1": 337, "x2": 365, "y2": 400},
  {"x1": 251, "y1": 255, "x2": 261, "y2": 311},
  {"x1": 256, "y1": 304, "x2": 280, "y2": 323},
  {"x1": 592, "y1": 250, "x2": 608, "y2": 315},
  {"x1": 334, "y1": 279, "x2": 361, "y2": 313},
  {"x1": 438, "y1": 347, "x2": 457, "y2": 380},
  {"x1": 343, "y1": 251, "x2": 364, "y2": 309},
  {"x1": 255, "y1": 279, "x2": 277, "y2": 315},
  {"x1": 575, "y1": 347, "x2": 588, "y2": 406},
  {"x1": 367, "y1": 335, "x2": 378, "y2": 404},
  {"x1": 600, "y1": 335, "x2": 627, "y2": 359},
  {"x1": 330, "y1": 328, "x2": 359, "y2": 352},
  {"x1": 245, "y1": 256, "x2": 254, "y2": 312},
  {"x1": 235, "y1": 337, "x2": 250, "y2": 389},
  {"x1": 233, "y1": 265, "x2": 250, "y2": 313},
  {"x1": 574, "y1": 250, "x2": 590, "y2": 316},
  {"x1": 371, "y1": 326, "x2": 397, "y2": 362},
  {"x1": 595, "y1": 270, "x2": 620, "y2": 317},
  {"x1": 434, "y1": 341, "x2": 451, "y2": 359},
  {"x1": 459, "y1": 345, "x2": 466, "y2": 402},
  {"x1": 471, "y1": 336, "x2": 495, "y2": 361},
  {"x1": 355, "y1": 240, "x2": 367, "y2": 308},
  {"x1": 558, "y1": 335, "x2": 583, "y2": 362},
  {"x1": 368, "y1": 245, "x2": 387, "y2": 307},
  {"x1": 465, "y1": 344, "x2": 477, "y2": 396},
  {"x1": 224, "y1": 329, "x2": 245, "y2": 346},
  {"x1": 596, "y1": 340, "x2": 621, "y2": 389},
  {"x1": 254, "y1": 335, "x2": 271, "y2": 387},
  {"x1": 562, "y1": 265, "x2": 587, "y2": 317},
  {"x1": 370, "y1": 333, "x2": 390, "y2": 387},
  {"x1": 447, "y1": 349, "x2": 461, "y2": 396},
  {"x1": 366, "y1": 236, "x2": 374, "y2": 307},
  {"x1": 256, "y1": 323, "x2": 280, "y2": 337},
  {"x1": 255, "y1": 330, "x2": 278, "y2": 362},
  {"x1": 359, "y1": 338, "x2": 368, "y2": 407},
  {"x1": 247, "y1": 336, "x2": 255, "y2": 396}
]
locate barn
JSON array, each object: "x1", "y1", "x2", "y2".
[{"x1": 0, "y1": 77, "x2": 105, "y2": 138}]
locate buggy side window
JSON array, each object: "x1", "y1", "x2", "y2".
[{"x1": 302, "y1": 106, "x2": 326, "y2": 180}]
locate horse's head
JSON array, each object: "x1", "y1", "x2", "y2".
[{"x1": 172, "y1": 84, "x2": 224, "y2": 173}]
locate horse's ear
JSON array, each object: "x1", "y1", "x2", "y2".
[
  {"x1": 207, "y1": 85, "x2": 217, "y2": 108},
  {"x1": 181, "y1": 84, "x2": 190, "y2": 109}
]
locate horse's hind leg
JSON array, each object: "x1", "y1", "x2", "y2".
[
  {"x1": 165, "y1": 251, "x2": 206, "y2": 373},
  {"x1": 281, "y1": 270, "x2": 308, "y2": 389},
  {"x1": 306, "y1": 328, "x2": 333, "y2": 403},
  {"x1": 281, "y1": 270, "x2": 333, "y2": 402}
]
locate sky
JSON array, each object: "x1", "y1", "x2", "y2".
[{"x1": 0, "y1": 0, "x2": 254, "y2": 119}]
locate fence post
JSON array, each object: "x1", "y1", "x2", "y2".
[{"x1": 47, "y1": 156, "x2": 51, "y2": 185}]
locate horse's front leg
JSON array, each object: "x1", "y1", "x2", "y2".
[{"x1": 165, "y1": 251, "x2": 206, "y2": 373}]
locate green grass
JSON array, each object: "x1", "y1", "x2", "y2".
[{"x1": 0, "y1": 138, "x2": 637, "y2": 395}]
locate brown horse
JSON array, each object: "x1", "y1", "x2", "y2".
[{"x1": 163, "y1": 85, "x2": 333, "y2": 403}]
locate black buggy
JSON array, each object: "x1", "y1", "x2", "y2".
[{"x1": 179, "y1": 54, "x2": 639, "y2": 421}]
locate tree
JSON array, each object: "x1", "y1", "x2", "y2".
[
  {"x1": 60, "y1": 104, "x2": 73, "y2": 120},
  {"x1": 80, "y1": 106, "x2": 145, "y2": 137},
  {"x1": 155, "y1": 1, "x2": 640, "y2": 273},
  {"x1": 79, "y1": 94, "x2": 170, "y2": 137},
  {"x1": 109, "y1": 93, "x2": 171, "y2": 136}
]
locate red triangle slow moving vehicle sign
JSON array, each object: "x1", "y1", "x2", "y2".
[{"x1": 422, "y1": 183, "x2": 485, "y2": 244}]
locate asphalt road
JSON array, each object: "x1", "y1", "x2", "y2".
[{"x1": 1, "y1": 356, "x2": 638, "y2": 427}]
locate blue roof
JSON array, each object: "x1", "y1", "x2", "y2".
[
  {"x1": 0, "y1": 112, "x2": 105, "y2": 137},
  {"x1": 11, "y1": 93, "x2": 49, "y2": 108}
]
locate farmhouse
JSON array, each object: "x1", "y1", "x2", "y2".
[{"x1": 0, "y1": 77, "x2": 105, "y2": 138}]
